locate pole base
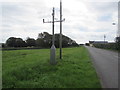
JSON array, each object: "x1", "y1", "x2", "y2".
[{"x1": 50, "y1": 44, "x2": 57, "y2": 65}]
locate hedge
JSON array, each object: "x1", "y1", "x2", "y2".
[{"x1": 93, "y1": 43, "x2": 119, "y2": 51}]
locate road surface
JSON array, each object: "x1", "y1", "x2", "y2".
[{"x1": 86, "y1": 46, "x2": 118, "y2": 88}]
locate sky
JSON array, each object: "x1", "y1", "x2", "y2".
[{"x1": 0, "y1": 0, "x2": 119, "y2": 44}]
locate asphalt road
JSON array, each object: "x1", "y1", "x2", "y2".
[{"x1": 86, "y1": 46, "x2": 118, "y2": 88}]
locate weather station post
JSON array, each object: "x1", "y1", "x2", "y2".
[
  {"x1": 43, "y1": 0, "x2": 65, "y2": 65},
  {"x1": 50, "y1": 7, "x2": 56, "y2": 65},
  {"x1": 43, "y1": 7, "x2": 57, "y2": 65}
]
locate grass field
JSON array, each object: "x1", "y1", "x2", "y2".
[{"x1": 2, "y1": 46, "x2": 101, "y2": 88}]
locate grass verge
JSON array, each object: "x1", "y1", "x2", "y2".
[{"x1": 2, "y1": 46, "x2": 101, "y2": 88}]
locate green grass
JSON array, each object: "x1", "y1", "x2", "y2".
[{"x1": 2, "y1": 47, "x2": 101, "y2": 88}]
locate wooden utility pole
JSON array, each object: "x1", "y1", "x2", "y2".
[
  {"x1": 60, "y1": 0, "x2": 62, "y2": 59},
  {"x1": 59, "y1": 0, "x2": 65, "y2": 59}
]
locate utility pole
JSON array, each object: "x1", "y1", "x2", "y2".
[
  {"x1": 43, "y1": 6, "x2": 65, "y2": 64},
  {"x1": 43, "y1": 7, "x2": 56, "y2": 65},
  {"x1": 59, "y1": 0, "x2": 65, "y2": 59},
  {"x1": 50, "y1": 7, "x2": 56, "y2": 65},
  {"x1": 60, "y1": 0, "x2": 62, "y2": 59},
  {"x1": 104, "y1": 35, "x2": 106, "y2": 42},
  {"x1": 118, "y1": 1, "x2": 120, "y2": 37},
  {"x1": 104, "y1": 34, "x2": 106, "y2": 48},
  {"x1": 52, "y1": 7, "x2": 55, "y2": 45}
]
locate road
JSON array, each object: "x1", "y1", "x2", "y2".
[{"x1": 86, "y1": 46, "x2": 118, "y2": 88}]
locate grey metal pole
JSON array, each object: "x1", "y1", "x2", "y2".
[
  {"x1": 43, "y1": 6, "x2": 65, "y2": 64},
  {"x1": 60, "y1": 0, "x2": 62, "y2": 59},
  {"x1": 50, "y1": 7, "x2": 56, "y2": 65},
  {"x1": 104, "y1": 35, "x2": 106, "y2": 48},
  {"x1": 104, "y1": 35, "x2": 105, "y2": 44},
  {"x1": 43, "y1": 7, "x2": 65, "y2": 65},
  {"x1": 52, "y1": 7, "x2": 55, "y2": 45},
  {"x1": 118, "y1": 1, "x2": 120, "y2": 37}
]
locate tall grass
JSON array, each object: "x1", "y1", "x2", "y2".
[{"x1": 2, "y1": 47, "x2": 101, "y2": 88}]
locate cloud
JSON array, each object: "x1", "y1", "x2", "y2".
[
  {"x1": 1, "y1": 0, "x2": 118, "y2": 44},
  {"x1": 97, "y1": 14, "x2": 112, "y2": 21}
]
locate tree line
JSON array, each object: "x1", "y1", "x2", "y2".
[{"x1": 2, "y1": 32, "x2": 79, "y2": 48}]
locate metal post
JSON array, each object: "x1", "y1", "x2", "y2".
[
  {"x1": 50, "y1": 7, "x2": 56, "y2": 65},
  {"x1": 118, "y1": 1, "x2": 120, "y2": 37},
  {"x1": 60, "y1": 0, "x2": 62, "y2": 59},
  {"x1": 52, "y1": 7, "x2": 55, "y2": 45},
  {"x1": 118, "y1": 2, "x2": 120, "y2": 89},
  {"x1": 43, "y1": 7, "x2": 56, "y2": 65},
  {"x1": 43, "y1": 3, "x2": 65, "y2": 63},
  {"x1": 104, "y1": 35, "x2": 106, "y2": 48},
  {"x1": 104, "y1": 35, "x2": 106, "y2": 43}
]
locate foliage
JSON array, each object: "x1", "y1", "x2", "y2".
[
  {"x1": 85, "y1": 43, "x2": 90, "y2": 46},
  {"x1": 93, "y1": 43, "x2": 118, "y2": 51},
  {"x1": 115, "y1": 36, "x2": 120, "y2": 43},
  {"x1": 26, "y1": 37, "x2": 36, "y2": 47},
  {"x1": 2, "y1": 47, "x2": 101, "y2": 88},
  {"x1": 6, "y1": 37, "x2": 26, "y2": 47},
  {"x1": 36, "y1": 38, "x2": 45, "y2": 47},
  {"x1": 5, "y1": 32, "x2": 79, "y2": 48},
  {"x1": 6, "y1": 37, "x2": 16, "y2": 47},
  {"x1": 37, "y1": 32, "x2": 79, "y2": 48},
  {"x1": 1, "y1": 43, "x2": 6, "y2": 48}
]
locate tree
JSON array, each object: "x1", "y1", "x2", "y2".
[
  {"x1": 15, "y1": 38, "x2": 25, "y2": 47},
  {"x1": 6, "y1": 37, "x2": 26, "y2": 47},
  {"x1": 115, "y1": 37, "x2": 120, "y2": 51},
  {"x1": 43, "y1": 32, "x2": 52, "y2": 47},
  {"x1": 115, "y1": 37, "x2": 120, "y2": 43},
  {"x1": 36, "y1": 38, "x2": 44, "y2": 47},
  {"x1": 38, "y1": 33, "x2": 44, "y2": 39},
  {"x1": 55, "y1": 34, "x2": 60, "y2": 48},
  {"x1": 26, "y1": 37, "x2": 36, "y2": 47},
  {"x1": 85, "y1": 43, "x2": 90, "y2": 46},
  {"x1": 2, "y1": 43, "x2": 5, "y2": 48},
  {"x1": 5, "y1": 32, "x2": 79, "y2": 48},
  {"x1": 37, "y1": 32, "x2": 52, "y2": 48},
  {"x1": 6, "y1": 37, "x2": 16, "y2": 47}
]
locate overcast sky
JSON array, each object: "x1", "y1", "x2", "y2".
[{"x1": 0, "y1": 0, "x2": 119, "y2": 44}]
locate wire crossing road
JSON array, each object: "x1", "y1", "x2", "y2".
[{"x1": 86, "y1": 46, "x2": 118, "y2": 88}]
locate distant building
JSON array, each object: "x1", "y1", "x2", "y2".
[
  {"x1": 89, "y1": 41, "x2": 108, "y2": 44},
  {"x1": 89, "y1": 41, "x2": 108, "y2": 47}
]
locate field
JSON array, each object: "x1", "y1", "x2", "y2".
[{"x1": 2, "y1": 46, "x2": 101, "y2": 88}]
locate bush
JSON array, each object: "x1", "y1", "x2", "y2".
[{"x1": 93, "y1": 43, "x2": 118, "y2": 50}]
